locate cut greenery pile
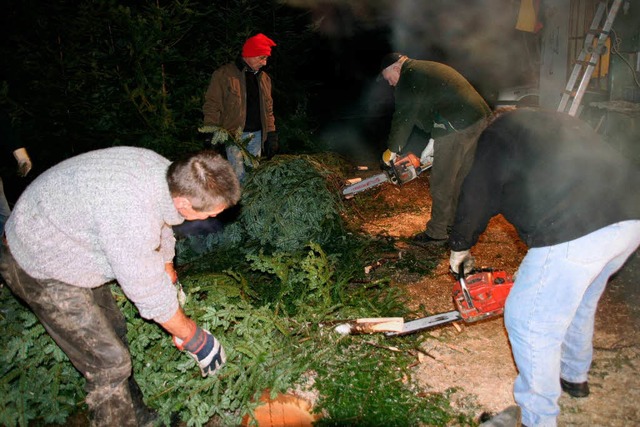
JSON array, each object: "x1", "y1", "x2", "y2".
[{"x1": 0, "y1": 154, "x2": 470, "y2": 427}]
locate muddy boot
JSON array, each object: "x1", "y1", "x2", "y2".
[
  {"x1": 478, "y1": 405, "x2": 522, "y2": 427},
  {"x1": 129, "y1": 377, "x2": 158, "y2": 427},
  {"x1": 87, "y1": 381, "x2": 137, "y2": 427},
  {"x1": 411, "y1": 231, "x2": 448, "y2": 247}
]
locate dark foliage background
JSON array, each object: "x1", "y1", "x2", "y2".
[
  {"x1": 0, "y1": 0, "x2": 327, "y2": 199},
  {"x1": 0, "y1": 0, "x2": 533, "y2": 204}
]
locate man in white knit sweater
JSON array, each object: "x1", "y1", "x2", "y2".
[{"x1": 0, "y1": 147, "x2": 240, "y2": 427}]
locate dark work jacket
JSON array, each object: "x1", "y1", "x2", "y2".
[
  {"x1": 387, "y1": 59, "x2": 490, "y2": 153},
  {"x1": 449, "y1": 109, "x2": 640, "y2": 251},
  {"x1": 202, "y1": 57, "x2": 275, "y2": 143}
]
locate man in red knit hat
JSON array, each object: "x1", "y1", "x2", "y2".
[{"x1": 203, "y1": 33, "x2": 278, "y2": 182}]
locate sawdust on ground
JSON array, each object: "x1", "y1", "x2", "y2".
[{"x1": 345, "y1": 170, "x2": 640, "y2": 427}]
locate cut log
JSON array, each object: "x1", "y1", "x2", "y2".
[{"x1": 334, "y1": 317, "x2": 404, "y2": 335}]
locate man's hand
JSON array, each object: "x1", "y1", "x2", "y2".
[
  {"x1": 264, "y1": 131, "x2": 279, "y2": 159},
  {"x1": 420, "y1": 138, "x2": 435, "y2": 168},
  {"x1": 165, "y1": 262, "x2": 178, "y2": 284},
  {"x1": 174, "y1": 326, "x2": 226, "y2": 377},
  {"x1": 382, "y1": 149, "x2": 397, "y2": 166},
  {"x1": 165, "y1": 262, "x2": 187, "y2": 305},
  {"x1": 449, "y1": 250, "x2": 475, "y2": 276},
  {"x1": 13, "y1": 148, "x2": 32, "y2": 177}
]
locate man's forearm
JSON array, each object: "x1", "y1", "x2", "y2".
[{"x1": 160, "y1": 307, "x2": 197, "y2": 341}]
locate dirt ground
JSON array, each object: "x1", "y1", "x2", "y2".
[{"x1": 346, "y1": 170, "x2": 640, "y2": 427}]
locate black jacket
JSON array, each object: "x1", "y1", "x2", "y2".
[{"x1": 449, "y1": 109, "x2": 640, "y2": 251}]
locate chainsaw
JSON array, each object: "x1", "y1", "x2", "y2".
[
  {"x1": 385, "y1": 268, "x2": 515, "y2": 337},
  {"x1": 342, "y1": 153, "x2": 431, "y2": 198}
]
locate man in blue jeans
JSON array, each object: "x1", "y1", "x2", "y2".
[{"x1": 448, "y1": 108, "x2": 640, "y2": 427}]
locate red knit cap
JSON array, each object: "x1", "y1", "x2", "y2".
[{"x1": 242, "y1": 33, "x2": 276, "y2": 57}]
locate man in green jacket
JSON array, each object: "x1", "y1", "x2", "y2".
[
  {"x1": 203, "y1": 33, "x2": 278, "y2": 182},
  {"x1": 380, "y1": 53, "x2": 491, "y2": 245}
]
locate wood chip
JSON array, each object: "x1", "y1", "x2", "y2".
[{"x1": 451, "y1": 321, "x2": 462, "y2": 333}]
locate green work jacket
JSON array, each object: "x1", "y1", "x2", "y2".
[{"x1": 387, "y1": 59, "x2": 490, "y2": 153}]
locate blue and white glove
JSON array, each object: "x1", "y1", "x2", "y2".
[{"x1": 174, "y1": 326, "x2": 226, "y2": 377}]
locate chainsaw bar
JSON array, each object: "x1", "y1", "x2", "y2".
[
  {"x1": 342, "y1": 152, "x2": 428, "y2": 198},
  {"x1": 342, "y1": 172, "x2": 389, "y2": 197},
  {"x1": 386, "y1": 269, "x2": 514, "y2": 337},
  {"x1": 385, "y1": 310, "x2": 462, "y2": 337}
]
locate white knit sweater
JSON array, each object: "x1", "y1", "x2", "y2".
[{"x1": 6, "y1": 147, "x2": 185, "y2": 323}]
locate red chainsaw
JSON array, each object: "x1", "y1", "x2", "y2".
[
  {"x1": 386, "y1": 268, "x2": 515, "y2": 336},
  {"x1": 342, "y1": 153, "x2": 430, "y2": 198}
]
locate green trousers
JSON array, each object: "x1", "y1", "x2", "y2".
[{"x1": 426, "y1": 120, "x2": 485, "y2": 239}]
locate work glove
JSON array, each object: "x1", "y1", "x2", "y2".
[
  {"x1": 449, "y1": 250, "x2": 475, "y2": 276},
  {"x1": 174, "y1": 326, "x2": 226, "y2": 377},
  {"x1": 13, "y1": 147, "x2": 32, "y2": 177},
  {"x1": 420, "y1": 138, "x2": 435, "y2": 168},
  {"x1": 382, "y1": 149, "x2": 397, "y2": 166},
  {"x1": 264, "y1": 131, "x2": 279, "y2": 159}
]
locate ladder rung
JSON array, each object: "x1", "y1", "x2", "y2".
[
  {"x1": 571, "y1": 59, "x2": 600, "y2": 69},
  {"x1": 586, "y1": 28, "x2": 610, "y2": 36}
]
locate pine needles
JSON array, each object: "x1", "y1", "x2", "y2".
[
  {"x1": 0, "y1": 154, "x2": 469, "y2": 426},
  {"x1": 240, "y1": 155, "x2": 346, "y2": 253}
]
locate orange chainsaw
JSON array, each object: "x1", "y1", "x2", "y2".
[
  {"x1": 386, "y1": 268, "x2": 515, "y2": 336},
  {"x1": 342, "y1": 153, "x2": 430, "y2": 198}
]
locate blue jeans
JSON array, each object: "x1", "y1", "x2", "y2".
[
  {"x1": 0, "y1": 178, "x2": 12, "y2": 236},
  {"x1": 504, "y1": 220, "x2": 640, "y2": 427},
  {"x1": 225, "y1": 131, "x2": 262, "y2": 183}
]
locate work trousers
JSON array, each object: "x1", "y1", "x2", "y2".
[
  {"x1": 426, "y1": 120, "x2": 484, "y2": 239},
  {"x1": 504, "y1": 220, "x2": 640, "y2": 427},
  {"x1": 0, "y1": 242, "x2": 144, "y2": 427}
]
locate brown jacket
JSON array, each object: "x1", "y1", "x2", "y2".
[{"x1": 203, "y1": 60, "x2": 275, "y2": 143}]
